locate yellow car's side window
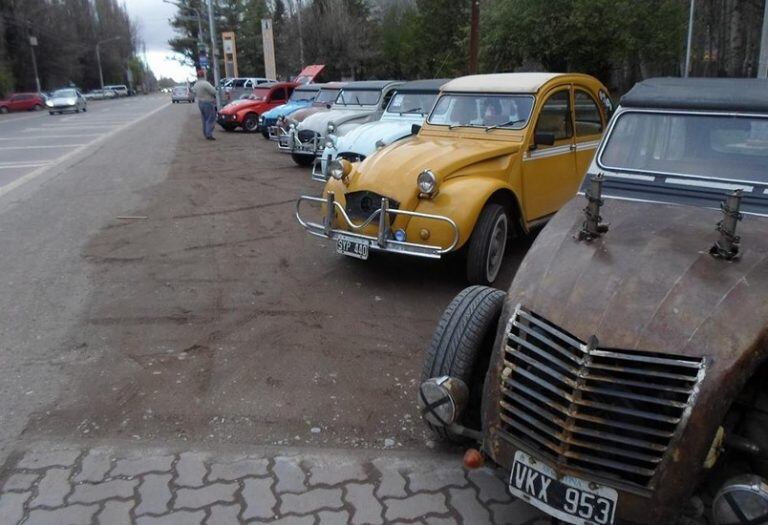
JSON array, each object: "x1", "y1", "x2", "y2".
[
  {"x1": 535, "y1": 90, "x2": 573, "y2": 143},
  {"x1": 574, "y1": 90, "x2": 604, "y2": 136}
]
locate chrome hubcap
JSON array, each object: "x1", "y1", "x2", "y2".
[{"x1": 486, "y1": 214, "x2": 508, "y2": 283}]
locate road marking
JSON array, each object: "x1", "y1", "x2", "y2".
[
  {"x1": 0, "y1": 162, "x2": 51, "y2": 169},
  {"x1": 22, "y1": 126, "x2": 115, "y2": 133},
  {"x1": 0, "y1": 101, "x2": 170, "y2": 198},
  {"x1": 0, "y1": 113, "x2": 45, "y2": 125},
  {"x1": 0, "y1": 144, "x2": 87, "y2": 150},
  {"x1": 0, "y1": 134, "x2": 101, "y2": 140}
]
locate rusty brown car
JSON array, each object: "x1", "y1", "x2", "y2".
[{"x1": 418, "y1": 77, "x2": 768, "y2": 525}]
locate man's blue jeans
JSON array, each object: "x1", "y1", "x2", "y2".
[{"x1": 198, "y1": 101, "x2": 216, "y2": 138}]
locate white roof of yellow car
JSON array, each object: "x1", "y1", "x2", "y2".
[{"x1": 442, "y1": 73, "x2": 566, "y2": 94}]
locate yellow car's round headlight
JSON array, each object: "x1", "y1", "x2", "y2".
[{"x1": 417, "y1": 169, "x2": 437, "y2": 195}]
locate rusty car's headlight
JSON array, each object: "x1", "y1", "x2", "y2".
[
  {"x1": 328, "y1": 159, "x2": 352, "y2": 180},
  {"x1": 417, "y1": 169, "x2": 437, "y2": 197},
  {"x1": 327, "y1": 122, "x2": 336, "y2": 134}
]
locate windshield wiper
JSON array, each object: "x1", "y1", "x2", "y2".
[
  {"x1": 484, "y1": 119, "x2": 526, "y2": 132},
  {"x1": 447, "y1": 123, "x2": 474, "y2": 130},
  {"x1": 399, "y1": 107, "x2": 423, "y2": 115}
]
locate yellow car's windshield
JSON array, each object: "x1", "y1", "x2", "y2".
[{"x1": 428, "y1": 93, "x2": 534, "y2": 130}]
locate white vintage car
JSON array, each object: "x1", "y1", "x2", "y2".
[
  {"x1": 278, "y1": 80, "x2": 403, "y2": 167},
  {"x1": 311, "y1": 79, "x2": 447, "y2": 181}
]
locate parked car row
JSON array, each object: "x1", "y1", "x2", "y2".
[
  {"x1": 1, "y1": 83, "x2": 132, "y2": 115},
  {"x1": 0, "y1": 92, "x2": 46, "y2": 113}
]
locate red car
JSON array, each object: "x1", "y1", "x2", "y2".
[
  {"x1": 0, "y1": 92, "x2": 46, "y2": 113},
  {"x1": 217, "y1": 82, "x2": 296, "y2": 133}
]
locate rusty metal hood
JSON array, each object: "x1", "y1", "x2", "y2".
[{"x1": 508, "y1": 197, "x2": 768, "y2": 359}]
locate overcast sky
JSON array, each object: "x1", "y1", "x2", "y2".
[{"x1": 124, "y1": 0, "x2": 196, "y2": 82}]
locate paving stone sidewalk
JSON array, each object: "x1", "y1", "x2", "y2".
[{"x1": 0, "y1": 442, "x2": 548, "y2": 524}]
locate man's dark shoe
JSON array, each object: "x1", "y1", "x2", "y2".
[{"x1": 206, "y1": 136, "x2": 216, "y2": 140}]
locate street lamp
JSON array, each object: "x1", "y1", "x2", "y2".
[{"x1": 96, "y1": 36, "x2": 122, "y2": 90}]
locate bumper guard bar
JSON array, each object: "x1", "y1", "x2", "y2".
[
  {"x1": 295, "y1": 192, "x2": 460, "y2": 259},
  {"x1": 276, "y1": 130, "x2": 323, "y2": 156}
]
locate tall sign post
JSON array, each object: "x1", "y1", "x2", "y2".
[
  {"x1": 759, "y1": 0, "x2": 768, "y2": 78},
  {"x1": 206, "y1": 0, "x2": 221, "y2": 107},
  {"x1": 684, "y1": 0, "x2": 695, "y2": 77},
  {"x1": 261, "y1": 19, "x2": 277, "y2": 80},
  {"x1": 222, "y1": 31, "x2": 239, "y2": 78}
]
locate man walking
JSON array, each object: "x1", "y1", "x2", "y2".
[{"x1": 192, "y1": 70, "x2": 217, "y2": 140}]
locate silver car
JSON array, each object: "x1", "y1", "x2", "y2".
[
  {"x1": 46, "y1": 88, "x2": 87, "y2": 114},
  {"x1": 171, "y1": 85, "x2": 195, "y2": 103}
]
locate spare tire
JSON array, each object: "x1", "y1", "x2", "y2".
[{"x1": 421, "y1": 285, "x2": 506, "y2": 443}]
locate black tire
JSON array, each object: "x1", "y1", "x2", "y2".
[
  {"x1": 0, "y1": 106, "x2": 8, "y2": 114},
  {"x1": 242, "y1": 113, "x2": 259, "y2": 132},
  {"x1": 291, "y1": 153, "x2": 315, "y2": 167},
  {"x1": 421, "y1": 285, "x2": 506, "y2": 443},
  {"x1": 466, "y1": 203, "x2": 510, "y2": 286},
  {"x1": 261, "y1": 129, "x2": 269, "y2": 139},
  {"x1": 33, "y1": 104, "x2": 43, "y2": 111},
  {"x1": 83, "y1": 106, "x2": 87, "y2": 112}
]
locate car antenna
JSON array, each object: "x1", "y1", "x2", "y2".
[
  {"x1": 575, "y1": 173, "x2": 609, "y2": 241},
  {"x1": 709, "y1": 189, "x2": 743, "y2": 260}
]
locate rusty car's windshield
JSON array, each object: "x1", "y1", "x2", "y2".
[
  {"x1": 335, "y1": 89, "x2": 381, "y2": 106},
  {"x1": 600, "y1": 111, "x2": 768, "y2": 180},
  {"x1": 594, "y1": 110, "x2": 768, "y2": 214},
  {"x1": 385, "y1": 91, "x2": 438, "y2": 116},
  {"x1": 427, "y1": 93, "x2": 534, "y2": 129}
]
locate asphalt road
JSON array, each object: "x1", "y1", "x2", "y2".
[
  {"x1": 0, "y1": 96, "x2": 169, "y2": 195},
  {"x1": 0, "y1": 94, "x2": 181, "y2": 458},
  {"x1": 0, "y1": 97, "x2": 528, "y2": 458}
]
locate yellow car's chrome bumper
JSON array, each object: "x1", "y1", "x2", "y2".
[{"x1": 295, "y1": 192, "x2": 460, "y2": 259}]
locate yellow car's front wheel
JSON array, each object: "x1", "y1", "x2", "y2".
[{"x1": 466, "y1": 203, "x2": 509, "y2": 285}]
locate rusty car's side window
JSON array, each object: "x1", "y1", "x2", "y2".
[
  {"x1": 574, "y1": 90, "x2": 603, "y2": 136},
  {"x1": 535, "y1": 90, "x2": 573, "y2": 142}
]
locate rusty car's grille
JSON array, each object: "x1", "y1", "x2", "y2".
[
  {"x1": 498, "y1": 305, "x2": 705, "y2": 490},
  {"x1": 344, "y1": 191, "x2": 399, "y2": 223}
]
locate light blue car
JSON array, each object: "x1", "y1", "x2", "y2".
[
  {"x1": 259, "y1": 84, "x2": 322, "y2": 139},
  {"x1": 313, "y1": 79, "x2": 449, "y2": 181}
]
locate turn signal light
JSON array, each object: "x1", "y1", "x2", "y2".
[{"x1": 463, "y1": 448, "x2": 485, "y2": 470}]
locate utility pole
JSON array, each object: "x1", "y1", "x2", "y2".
[
  {"x1": 759, "y1": 0, "x2": 768, "y2": 78},
  {"x1": 26, "y1": 21, "x2": 41, "y2": 93},
  {"x1": 468, "y1": 0, "x2": 479, "y2": 74},
  {"x1": 206, "y1": 0, "x2": 221, "y2": 107},
  {"x1": 29, "y1": 35, "x2": 41, "y2": 93},
  {"x1": 684, "y1": 0, "x2": 695, "y2": 77},
  {"x1": 296, "y1": 0, "x2": 305, "y2": 68}
]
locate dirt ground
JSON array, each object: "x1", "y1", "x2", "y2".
[{"x1": 22, "y1": 114, "x2": 528, "y2": 451}]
